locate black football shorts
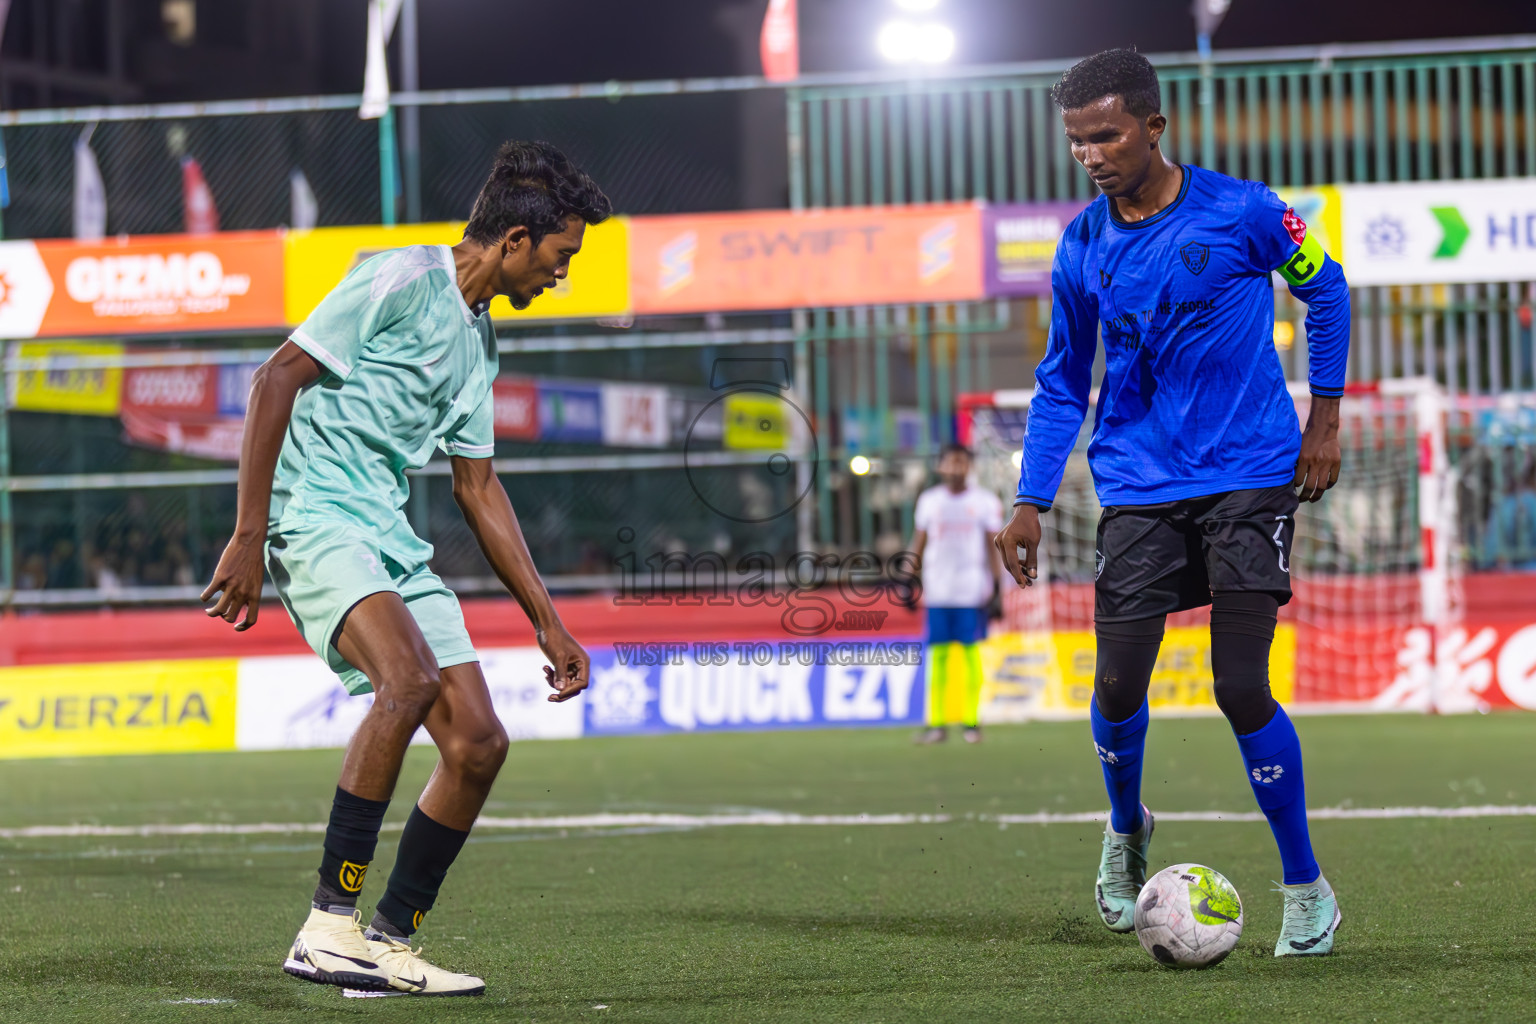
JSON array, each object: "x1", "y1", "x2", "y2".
[{"x1": 1094, "y1": 484, "x2": 1299, "y2": 623}]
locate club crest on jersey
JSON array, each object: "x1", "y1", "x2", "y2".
[{"x1": 1179, "y1": 242, "x2": 1210, "y2": 276}]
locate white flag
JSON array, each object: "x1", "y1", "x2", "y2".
[
  {"x1": 289, "y1": 168, "x2": 318, "y2": 230},
  {"x1": 73, "y1": 126, "x2": 106, "y2": 241},
  {"x1": 360, "y1": 0, "x2": 405, "y2": 120}
]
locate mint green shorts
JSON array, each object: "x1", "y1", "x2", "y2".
[{"x1": 266, "y1": 521, "x2": 479, "y2": 696}]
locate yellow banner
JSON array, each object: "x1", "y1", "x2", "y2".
[
  {"x1": 0, "y1": 658, "x2": 238, "y2": 759},
  {"x1": 283, "y1": 219, "x2": 630, "y2": 326},
  {"x1": 8, "y1": 340, "x2": 124, "y2": 416},
  {"x1": 980, "y1": 625, "x2": 1296, "y2": 722},
  {"x1": 1277, "y1": 186, "x2": 1343, "y2": 267},
  {"x1": 722, "y1": 393, "x2": 791, "y2": 450}
]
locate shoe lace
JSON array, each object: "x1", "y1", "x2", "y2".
[
  {"x1": 384, "y1": 935, "x2": 423, "y2": 959},
  {"x1": 1271, "y1": 882, "x2": 1323, "y2": 927},
  {"x1": 1100, "y1": 834, "x2": 1146, "y2": 900}
]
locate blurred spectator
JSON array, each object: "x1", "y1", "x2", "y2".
[
  {"x1": 16, "y1": 553, "x2": 48, "y2": 590},
  {"x1": 1479, "y1": 461, "x2": 1536, "y2": 570}
]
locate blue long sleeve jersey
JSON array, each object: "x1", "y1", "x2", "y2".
[{"x1": 1017, "y1": 164, "x2": 1350, "y2": 509}]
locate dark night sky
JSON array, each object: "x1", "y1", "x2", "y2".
[{"x1": 329, "y1": 0, "x2": 1536, "y2": 94}]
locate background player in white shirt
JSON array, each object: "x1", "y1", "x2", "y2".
[{"x1": 910, "y1": 445, "x2": 1005, "y2": 743}]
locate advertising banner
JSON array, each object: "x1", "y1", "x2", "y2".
[
  {"x1": 1276, "y1": 186, "x2": 1344, "y2": 264},
  {"x1": 492, "y1": 377, "x2": 539, "y2": 441},
  {"x1": 1339, "y1": 178, "x2": 1536, "y2": 285},
  {"x1": 722, "y1": 392, "x2": 790, "y2": 450},
  {"x1": 1368, "y1": 620, "x2": 1536, "y2": 713},
  {"x1": 117, "y1": 357, "x2": 260, "y2": 462},
  {"x1": 978, "y1": 626, "x2": 1296, "y2": 723},
  {"x1": 538, "y1": 383, "x2": 604, "y2": 443},
  {"x1": 34, "y1": 233, "x2": 284, "y2": 337},
  {"x1": 122, "y1": 363, "x2": 219, "y2": 417},
  {"x1": 0, "y1": 235, "x2": 284, "y2": 339},
  {"x1": 234, "y1": 650, "x2": 583, "y2": 750},
  {"x1": 119, "y1": 409, "x2": 245, "y2": 461},
  {"x1": 282, "y1": 219, "x2": 631, "y2": 326},
  {"x1": 601, "y1": 383, "x2": 669, "y2": 447},
  {"x1": 8, "y1": 340, "x2": 124, "y2": 415},
  {"x1": 982, "y1": 201, "x2": 1089, "y2": 296},
  {"x1": 0, "y1": 658, "x2": 237, "y2": 759},
  {"x1": 629, "y1": 204, "x2": 984, "y2": 314},
  {"x1": 582, "y1": 640, "x2": 926, "y2": 735}
]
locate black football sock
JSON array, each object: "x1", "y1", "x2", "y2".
[
  {"x1": 370, "y1": 805, "x2": 471, "y2": 939},
  {"x1": 313, "y1": 786, "x2": 390, "y2": 912}
]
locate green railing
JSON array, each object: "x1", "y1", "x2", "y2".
[{"x1": 789, "y1": 37, "x2": 1536, "y2": 205}]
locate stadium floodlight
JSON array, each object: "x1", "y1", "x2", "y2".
[
  {"x1": 849, "y1": 455, "x2": 873, "y2": 476},
  {"x1": 876, "y1": 19, "x2": 956, "y2": 64}
]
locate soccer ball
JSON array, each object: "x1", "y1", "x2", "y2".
[{"x1": 1133, "y1": 863, "x2": 1244, "y2": 969}]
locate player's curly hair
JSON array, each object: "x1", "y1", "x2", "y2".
[
  {"x1": 464, "y1": 140, "x2": 612, "y2": 247},
  {"x1": 1050, "y1": 48, "x2": 1161, "y2": 118}
]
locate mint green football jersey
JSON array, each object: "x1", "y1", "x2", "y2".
[{"x1": 272, "y1": 244, "x2": 498, "y2": 571}]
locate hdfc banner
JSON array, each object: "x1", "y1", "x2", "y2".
[
  {"x1": 0, "y1": 233, "x2": 285, "y2": 339},
  {"x1": 1339, "y1": 178, "x2": 1536, "y2": 285},
  {"x1": 629, "y1": 204, "x2": 985, "y2": 314}
]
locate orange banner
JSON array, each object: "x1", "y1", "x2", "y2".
[
  {"x1": 629, "y1": 204, "x2": 984, "y2": 314},
  {"x1": 33, "y1": 232, "x2": 285, "y2": 337}
]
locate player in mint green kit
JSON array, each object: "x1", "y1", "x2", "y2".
[{"x1": 202, "y1": 141, "x2": 611, "y2": 996}]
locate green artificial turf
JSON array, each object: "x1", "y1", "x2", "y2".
[{"x1": 1, "y1": 714, "x2": 1533, "y2": 1022}]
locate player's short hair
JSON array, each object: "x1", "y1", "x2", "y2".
[
  {"x1": 939, "y1": 443, "x2": 973, "y2": 462},
  {"x1": 464, "y1": 140, "x2": 612, "y2": 248},
  {"x1": 1050, "y1": 48, "x2": 1161, "y2": 119}
]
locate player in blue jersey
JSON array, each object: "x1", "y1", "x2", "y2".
[{"x1": 993, "y1": 50, "x2": 1348, "y2": 957}]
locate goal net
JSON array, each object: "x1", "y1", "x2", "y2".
[{"x1": 959, "y1": 377, "x2": 1457, "y2": 710}]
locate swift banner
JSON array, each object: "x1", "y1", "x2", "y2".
[
  {"x1": 0, "y1": 233, "x2": 285, "y2": 339},
  {"x1": 1339, "y1": 178, "x2": 1536, "y2": 285},
  {"x1": 629, "y1": 204, "x2": 984, "y2": 314},
  {"x1": 982, "y1": 201, "x2": 1089, "y2": 296},
  {"x1": 283, "y1": 219, "x2": 631, "y2": 325}
]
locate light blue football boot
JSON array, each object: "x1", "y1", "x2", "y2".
[
  {"x1": 1273, "y1": 875, "x2": 1342, "y2": 956},
  {"x1": 1094, "y1": 805, "x2": 1153, "y2": 933}
]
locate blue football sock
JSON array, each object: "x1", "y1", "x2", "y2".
[
  {"x1": 1090, "y1": 698, "x2": 1148, "y2": 835},
  {"x1": 1234, "y1": 705, "x2": 1319, "y2": 886}
]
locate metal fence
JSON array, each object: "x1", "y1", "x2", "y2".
[
  {"x1": 790, "y1": 39, "x2": 1536, "y2": 207},
  {"x1": 1, "y1": 35, "x2": 1534, "y2": 606}
]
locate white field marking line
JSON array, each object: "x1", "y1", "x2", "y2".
[
  {"x1": 162, "y1": 998, "x2": 235, "y2": 1005},
  {"x1": 3, "y1": 805, "x2": 1536, "y2": 840}
]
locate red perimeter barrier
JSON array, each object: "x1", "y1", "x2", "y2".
[{"x1": 0, "y1": 593, "x2": 923, "y2": 667}]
